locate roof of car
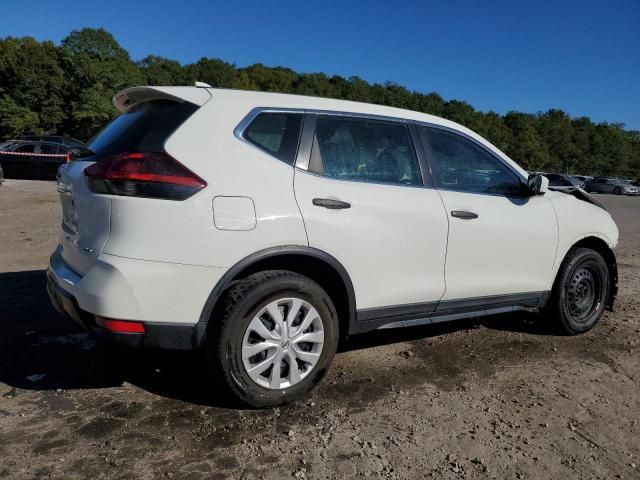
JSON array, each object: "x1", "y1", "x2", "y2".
[
  {"x1": 114, "y1": 85, "x2": 530, "y2": 180},
  {"x1": 2, "y1": 139, "x2": 73, "y2": 148},
  {"x1": 15, "y1": 135, "x2": 85, "y2": 147}
]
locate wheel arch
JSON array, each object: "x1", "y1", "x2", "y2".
[
  {"x1": 197, "y1": 246, "x2": 357, "y2": 347},
  {"x1": 557, "y1": 236, "x2": 618, "y2": 310}
]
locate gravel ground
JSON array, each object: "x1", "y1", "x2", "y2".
[{"x1": 0, "y1": 179, "x2": 639, "y2": 480}]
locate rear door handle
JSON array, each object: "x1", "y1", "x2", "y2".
[
  {"x1": 451, "y1": 210, "x2": 478, "y2": 220},
  {"x1": 312, "y1": 198, "x2": 351, "y2": 209}
]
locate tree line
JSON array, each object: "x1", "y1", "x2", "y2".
[{"x1": 1, "y1": 28, "x2": 638, "y2": 178}]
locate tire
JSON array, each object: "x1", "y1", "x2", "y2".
[
  {"x1": 613, "y1": 187, "x2": 622, "y2": 195},
  {"x1": 544, "y1": 248, "x2": 609, "y2": 335},
  {"x1": 208, "y1": 270, "x2": 339, "y2": 408}
]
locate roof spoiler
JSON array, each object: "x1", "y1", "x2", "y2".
[{"x1": 113, "y1": 86, "x2": 212, "y2": 112}]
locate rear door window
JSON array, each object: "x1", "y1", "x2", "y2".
[
  {"x1": 308, "y1": 116, "x2": 422, "y2": 186},
  {"x1": 242, "y1": 112, "x2": 303, "y2": 165},
  {"x1": 40, "y1": 144, "x2": 62, "y2": 154},
  {"x1": 15, "y1": 144, "x2": 35, "y2": 153}
]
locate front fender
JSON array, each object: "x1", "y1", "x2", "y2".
[{"x1": 548, "y1": 193, "x2": 619, "y2": 291}]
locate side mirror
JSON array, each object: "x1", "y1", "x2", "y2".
[{"x1": 527, "y1": 174, "x2": 549, "y2": 196}]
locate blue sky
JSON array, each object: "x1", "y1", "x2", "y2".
[{"x1": 2, "y1": 0, "x2": 639, "y2": 129}]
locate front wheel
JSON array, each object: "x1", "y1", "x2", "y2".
[
  {"x1": 544, "y1": 248, "x2": 609, "y2": 335},
  {"x1": 613, "y1": 187, "x2": 622, "y2": 195},
  {"x1": 209, "y1": 270, "x2": 339, "y2": 407}
]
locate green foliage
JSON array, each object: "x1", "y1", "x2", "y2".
[
  {"x1": 0, "y1": 37, "x2": 67, "y2": 135},
  {"x1": 138, "y1": 55, "x2": 190, "y2": 86},
  {"x1": 58, "y1": 29, "x2": 144, "y2": 139},
  {"x1": 0, "y1": 29, "x2": 637, "y2": 178},
  {"x1": 0, "y1": 95, "x2": 40, "y2": 136}
]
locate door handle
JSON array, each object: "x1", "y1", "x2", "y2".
[
  {"x1": 312, "y1": 198, "x2": 351, "y2": 209},
  {"x1": 451, "y1": 210, "x2": 478, "y2": 220}
]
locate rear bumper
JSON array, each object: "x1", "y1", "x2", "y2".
[
  {"x1": 47, "y1": 270, "x2": 203, "y2": 350},
  {"x1": 47, "y1": 246, "x2": 225, "y2": 350}
]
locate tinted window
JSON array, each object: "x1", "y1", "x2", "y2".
[
  {"x1": 0, "y1": 141, "x2": 18, "y2": 151},
  {"x1": 40, "y1": 144, "x2": 62, "y2": 154},
  {"x1": 309, "y1": 116, "x2": 421, "y2": 186},
  {"x1": 87, "y1": 100, "x2": 198, "y2": 160},
  {"x1": 15, "y1": 144, "x2": 35, "y2": 153},
  {"x1": 420, "y1": 127, "x2": 524, "y2": 196},
  {"x1": 242, "y1": 112, "x2": 303, "y2": 165}
]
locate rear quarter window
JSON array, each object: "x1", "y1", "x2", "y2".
[{"x1": 241, "y1": 112, "x2": 303, "y2": 165}]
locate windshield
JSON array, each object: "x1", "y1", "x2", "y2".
[{"x1": 0, "y1": 141, "x2": 18, "y2": 151}]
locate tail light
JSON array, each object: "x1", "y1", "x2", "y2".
[{"x1": 84, "y1": 152, "x2": 206, "y2": 200}]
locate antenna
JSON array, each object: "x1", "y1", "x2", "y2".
[{"x1": 195, "y1": 81, "x2": 212, "y2": 88}]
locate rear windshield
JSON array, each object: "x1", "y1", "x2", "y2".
[{"x1": 87, "y1": 100, "x2": 198, "y2": 159}]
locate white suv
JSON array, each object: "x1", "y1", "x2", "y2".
[{"x1": 48, "y1": 86, "x2": 619, "y2": 407}]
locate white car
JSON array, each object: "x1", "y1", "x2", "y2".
[{"x1": 48, "y1": 86, "x2": 619, "y2": 407}]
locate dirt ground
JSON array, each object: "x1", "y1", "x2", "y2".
[{"x1": 0, "y1": 179, "x2": 639, "y2": 480}]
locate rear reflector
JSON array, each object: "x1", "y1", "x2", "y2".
[
  {"x1": 84, "y1": 152, "x2": 206, "y2": 200},
  {"x1": 95, "y1": 316, "x2": 146, "y2": 333}
]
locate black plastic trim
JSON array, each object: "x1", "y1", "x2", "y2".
[
  {"x1": 350, "y1": 291, "x2": 549, "y2": 335},
  {"x1": 357, "y1": 301, "x2": 438, "y2": 322},
  {"x1": 47, "y1": 272, "x2": 199, "y2": 350},
  {"x1": 408, "y1": 122, "x2": 434, "y2": 187},
  {"x1": 50, "y1": 264, "x2": 552, "y2": 348},
  {"x1": 295, "y1": 113, "x2": 317, "y2": 171},
  {"x1": 96, "y1": 322, "x2": 198, "y2": 350},
  {"x1": 436, "y1": 291, "x2": 547, "y2": 312},
  {"x1": 353, "y1": 301, "x2": 438, "y2": 333},
  {"x1": 196, "y1": 246, "x2": 357, "y2": 345}
]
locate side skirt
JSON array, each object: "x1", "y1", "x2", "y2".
[{"x1": 349, "y1": 291, "x2": 550, "y2": 335}]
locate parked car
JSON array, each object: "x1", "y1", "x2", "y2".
[
  {"x1": 48, "y1": 86, "x2": 619, "y2": 407},
  {"x1": 545, "y1": 173, "x2": 585, "y2": 190},
  {"x1": 572, "y1": 175, "x2": 593, "y2": 183},
  {"x1": 0, "y1": 137, "x2": 84, "y2": 179},
  {"x1": 14, "y1": 135, "x2": 86, "y2": 148},
  {"x1": 585, "y1": 177, "x2": 639, "y2": 195}
]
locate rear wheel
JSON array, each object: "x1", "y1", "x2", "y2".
[
  {"x1": 545, "y1": 248, "x2": 609, "y2": 335},
  {"x1": 209, "y1": 270, "x2": 339, "y2": 407}
]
